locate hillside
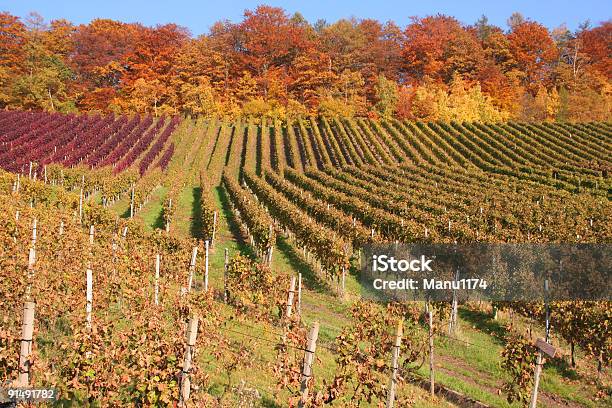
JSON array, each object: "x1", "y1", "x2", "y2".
[{"x1": 0, "y1": 112, "x2": 610, "y2": 407}]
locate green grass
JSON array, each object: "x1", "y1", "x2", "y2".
[
  {"x1": 106, "y1": 191, "x2": 132, "y2": 218},
  {"x1": 415, "y1": 306, "x2": 607, "y2": 408},
  {"x1": 135, "y1": 186, "x2": 168, "y2": 230},
  {"x1": 168, "y1": 185, "x2": 199, "y2": 238}
]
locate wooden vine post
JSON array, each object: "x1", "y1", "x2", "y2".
[
  {"x1": 223, "y1": 248, "x2": 228, "y2": 303},
  {"x1": 13, "y1": 211, "x2": 19, "y2": 243},
  {"x1": 386, "y1": 319, "x2": 404, "y2": 408},
  {"x1": 211, "y1": 211, "x2": 217, "y2": 245},
  {"x1": 298, "y1": 321, "x2": 320, "y2": 408},
  {"x1": 31, "y1": 218, "x2": 37, "y2": 247},
  {"x1": 154, "y1": 254, "x2": 160, "y2": 305},
  {"x1": 130, "y1": 185, "x2": 135, "y2": 218},
  {"x1": 530, "y1": 279, "x2": 555, "y2": 408},
  {"x1": 17, "y1": 301, "x2": 35, "y2": 387},
  {"x1": 204, "y1": 240, "x2": 209, "y2": 291},
  {"x1": 165, "y1": 198, "x2": 172, "y2": 232},
  {"x1": 179, "y1": 315, "x2": 199, "y2": 407},
  {"x1": 449, "y1": 269, "x2": 459, "y2": 335},
  {"x1": 26, "y1": 247, "x2": 36, "y2": 298},
  {"x1": 297, "y1": 273, "x2": 302, "y2": 317},
  {"x1": 286, "y1": 276, "x2": 296, "y2": 318},
  {"x1": 187, "y1": 246, "x2": 198, "y2": 293},
  {"x1": 79, "y1": 188, "x2": 83, "y2": 224},
  {"x1": 530, "y1": 349, "x2": 545, "y2": 406},
  {"x1": 86, "y1": 268, "x2": 93, "y2": 328},
  {"x1": 267, "y1": 224, "x2": 274, "y2": 264},
  {"x1": 341, "y1": 266, "x2": 346, "y2": 298}
]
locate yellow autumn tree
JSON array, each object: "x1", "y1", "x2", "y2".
[
  {"x1": 410, "y1": 76, "x2": 508, "y2": 122},
  {"x1": 409, "y1": 78, "x2": 448, "y2": 120},
  {"x1": 124, "y1": 78, "x2": 172, "y2": 115},
  {"x1": 518, "y1": 85, "x2": 560, "y2": 121},
  {"x1": 179, "y1": 76, "x2": 221, "y2": 117}
]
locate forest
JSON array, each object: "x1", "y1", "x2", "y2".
[{"x1": 0, "y1": 5, "x2": 610, "y2": 122}]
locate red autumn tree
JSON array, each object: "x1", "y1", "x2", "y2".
[
  {"x1": 71, "y1": 19, "x2": 144, "y2": 109},
  {"x1": 579, "y1": 21, "x2": 612, "y2": 79}
]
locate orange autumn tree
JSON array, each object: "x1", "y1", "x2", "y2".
[
  {"x1": 120, "y1": 23, "x2": 189, "y2": 114},
  {"x1": 507, "y1": 21, "x2": 558, "y2": 93},
  {"x1": 0, "y1": 12, "x2": 27, "y2": 105},
  {"x1": 402, "y1": 15, "x2": 485, "y2": 84},
  {"x1": 236, "y1": 6, "x2": 313, "y2": 101}
]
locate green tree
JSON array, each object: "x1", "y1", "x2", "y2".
[{"x1": 374, "y1": 74, "x2": 398, "y2": 118}]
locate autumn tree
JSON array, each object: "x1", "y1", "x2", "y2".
[
  {"x1": 477, "y1": 26, "x2": 524, "y2": 114},
  {"x1": 288, "y1": 49, "x2": 335, "y2": 109},
  {"x1": 319, "y1": 18, "x2": 403, "y2": 101},
  {"x1": 0, "y1": 12, "x2": 27, "y2": 106},
  {"x1": 402, "y1": 15, "x2": 485, "y2": 84},
  {"x1": 120, "y1": 24, "x2": 189, "y2": 114},
  {"x1": 71, "y1": 19, "x2": 143, "y2": 110},
  {"x1": 0, "y1": 6, "x2": 609, "y2": 121},
  {"x1": 236, "y1": 6, "x2": 312, "y2": 93},
  {"x1": 507, "y1": 21, "x2": 558, "y2": 92},
  {"x1": 579, "y1": 21, "x2": 612, "y2": 79},
  {"x1": 374, "y1": 74, "x2": 398, "y2": 117},
  {"x1": 506, "y1": 12, "x2": 526, "y2": 31},
  {"x1": 409, "y1": 75, "x2": 508, "y2": 122},
  {"x1": 1, "y1": 13, "x2": 74, "y2": 111}
]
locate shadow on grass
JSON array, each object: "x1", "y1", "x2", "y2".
[
  {"x1": 206, "y1": 126, "x2": 222, "y2": 171},
  {"x1": 190, "y1": 187, "x2": 203, "y2": 239},
  {"x1": 120, "y1": 204, "x2": 131, "y2": 219},
  {"x1": 216, "y1": 185, "x2": 255, "y2": 259},
  {"x1": 255, "y1": 125, "x2": 262, "y2": 176},
  {"x1": 224, "y1": 126, "x2": 236, "y2": 167},
  {"x1": 458, "y1": 308, "x2": 507, "y2": 345},
  {"x1": 275, "y1": 236, "x2": 334, "y2": 296},
  {"x1": 261, "y1": 396, "x2": 281, "y2": 407},
  {"x1": 151, "y1": 206, "x2": 165, "y2": 230},
  {"x1": 238, "y1": 126, "x2": 248, "y2": 182},
  {"x1": 547, "y1": 356, "x2": 581, "y2": 381}
]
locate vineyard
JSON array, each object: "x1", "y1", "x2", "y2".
[
  {"x1": 0, "y1": 111, "x2": 178, "y2": 175},
  {"x1": 0, "y1": 111, "x2": 610, "y2": 407}
]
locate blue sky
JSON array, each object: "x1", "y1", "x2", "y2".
[{"x1": 3, "y1": 1, "x2": 610, "y2": 35}]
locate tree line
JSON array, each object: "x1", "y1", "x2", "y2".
[{"x1": 0, "y1": 6, "x2": 610, "y2": 121}]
